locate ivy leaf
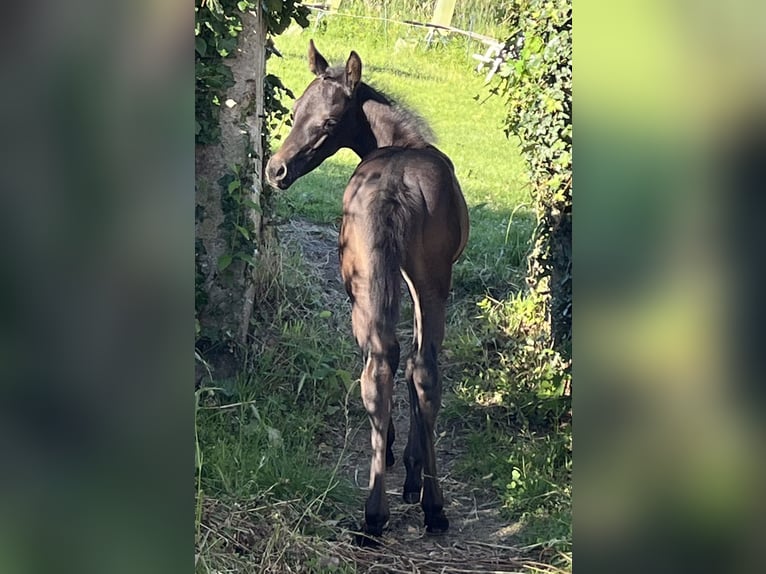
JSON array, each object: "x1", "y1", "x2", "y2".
[
  {"x1": 243, "y1": 198, "x2": 262, "y2": 213},
  {"x1": 195, "y1": 37, "x2": 207, "y2": 57},
  {"x1": 235, "y1": 252, "x2": 256, "y2": 266},
  {"x1": 217, "y1": 254, "x2": 233, "y2": 271},
  {"x1": 235, "y1": 224, "x2": 250, "y2": 240}
]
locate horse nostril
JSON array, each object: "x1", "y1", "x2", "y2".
[
  {"x1": 266, "y1": 158, "x2": 288, "y2": 186},
  {"x1": 275, "y1": 162, "x2": 287, "y2": 181}
]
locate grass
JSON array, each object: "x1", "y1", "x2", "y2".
[
  {"x1": 196, "y1": 6, "x2": 570, "y2": 572},
  {"x1": 458, "y1": 420, "x2": 572, "y2": 551}
]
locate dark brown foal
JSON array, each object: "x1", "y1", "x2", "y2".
[{"x1": 265, "y1": 41, "x2": 469, "y2": 539}]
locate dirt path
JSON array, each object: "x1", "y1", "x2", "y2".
[{"x1": 282, "y1": 219, "x2": 528, "y2": 572}]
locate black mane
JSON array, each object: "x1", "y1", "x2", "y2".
[{"x1": 322, "y1": 66, "x2": 436, "y2": 146}]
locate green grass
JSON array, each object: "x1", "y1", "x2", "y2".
[
  {"x1": 195, "y1": 248, "x2": 363, "y2": 516},
  {"x1": 196, "y1": 378, "x2": 357, "y2": 508},
  {"x1": 458, "y1": 422, "x2": 572, "y2": 551}
]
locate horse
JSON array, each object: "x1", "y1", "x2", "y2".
[{"x1": 266, "y1": 41, "x2": 469, "y2": 539}]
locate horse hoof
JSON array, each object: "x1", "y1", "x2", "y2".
[
  {"x1": 424, "y1": 512, "x2": 449, "y2": 535},
  {"x1": 354, "y1": 530, "x2": 382, "y2": 547},
  {"x1": 356, "y1": 517, "x2": 387, "y2": 546},
  {"x1": 361, "y1": 514, "x2": 388, "y2": 538},
  {"x1": 402, "y1": 490, "x2": 420, "y2": 504}
]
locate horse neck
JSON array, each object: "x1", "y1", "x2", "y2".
[{"x1": 348, "y1": 94, "x2": 430, "y2": 158}]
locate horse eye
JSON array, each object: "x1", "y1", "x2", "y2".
[{"x1": 324, "y1": 119, "x2": 337, "y2": 130}]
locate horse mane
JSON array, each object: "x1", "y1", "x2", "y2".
[{"x1": 323, "y1": 66, "x2": 436, "y2": 146}]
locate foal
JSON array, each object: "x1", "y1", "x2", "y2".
[{"x1": 266, "y1": 41, "x2": 469, "y2": 538}]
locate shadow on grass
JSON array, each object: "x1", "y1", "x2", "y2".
[{"x1": 452, "y1": 202, "x2": 535, "y2": 300}]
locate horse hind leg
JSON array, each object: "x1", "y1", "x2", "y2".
[
  {"x1": 408, "y1": 343, "x2": 449, "y2": 534},
  {"x1": 384, "y1": 340, "x2": 399, "y2": 469},
  {"x1": 353, "y1": 295, "x2": 400, "y2": 537},
  {"x1": 402, "y1": 368, "x2": 424, "y2": 504},
  {"x1": 401, "y1": 271, "x2": 424, "y2": 504},
  {"x1": 402, "y1": 281, "x2": 450, "y2": 534},
  {"x1": 359, "y1": 341, "x2": 399, "y2": 537}
]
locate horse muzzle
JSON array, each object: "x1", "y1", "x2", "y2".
[{"x1": 265, "y1": 157, "x2": 293, "y2": 190}]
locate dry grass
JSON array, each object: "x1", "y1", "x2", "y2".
[{"x1": 196, "y1": 496, "x2": 569, "y2": 574}]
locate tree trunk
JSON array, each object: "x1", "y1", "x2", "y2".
[{"x1": 195, "y1": 8, "x2": 267, "y2": 375}]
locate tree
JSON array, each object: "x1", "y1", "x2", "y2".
[{"x1": 195, "y1": 0, "x2": 309, "y2": 376}]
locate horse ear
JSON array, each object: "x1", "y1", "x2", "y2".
[
  {"x1": 345, "y1": 51, "x2": 362, "y2": 93},
  {"x1": 308, "y1": 39, "x2": 329, "y2": 76}
]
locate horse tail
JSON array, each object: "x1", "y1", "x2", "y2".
[{"x1": 368, "y1": 192, "x2": 406, "y2": 355}]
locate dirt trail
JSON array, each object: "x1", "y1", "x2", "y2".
[{"x1": 282, "y1": 220, "x2": 526, "y2": 571}]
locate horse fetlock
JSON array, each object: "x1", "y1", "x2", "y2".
[
  {"x1": 354, "y1": 530, "x2": 382, "y2": 547},
  {"x1": 402, "y1": 469, "x2": 422, "y2": 504},
  {"x1": 402, "y1": 488, "x2": 421, "y2": 504},
  {"x1": 422, "y1": 496, "x2": 448, "y2": 533},
  {"x1": 403, "y1": 453, "x2": 423, "y2": 476}
]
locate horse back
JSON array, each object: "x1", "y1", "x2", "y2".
[{"x1": 342, "y1": 146, "x2": 469, "y2": 269}]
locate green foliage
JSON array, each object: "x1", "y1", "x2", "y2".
[
  {"x1": 263, "y1": 0, "x2": 310, "y2": 35},
  {"x1": 195, "y1": 0, "x2": 310, "y2": 341},
  {"x1": 490, "y1": 0, "x2": 572, "y2": 352},
  {"x1": 452, "y1": 293, "x2": 569, "y2": 421},
  {"x1": 194, "y1": 0, "x2": 309, "y2": 144},
  {"x1": 195, "y1": 58, "x2": 234, "y2": 144},
  {"x1": 195, "y1": 0, "x2": 241, "y2": 144},
  {"x1": 455, "y1": 7, "x2": 572, "y2": 551},
  {"x1": 217, "y1": 162, "x2": 259, "y2": 272},
  {"x1": 448, "y1": 292, "x2": 572, "y2": 554},
  {"x1": 195, "y1": 243, "x2": 360, "y2": 515},
  {"x1": 196, "y1": 378, "x2": 355, "y2": 505}
]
